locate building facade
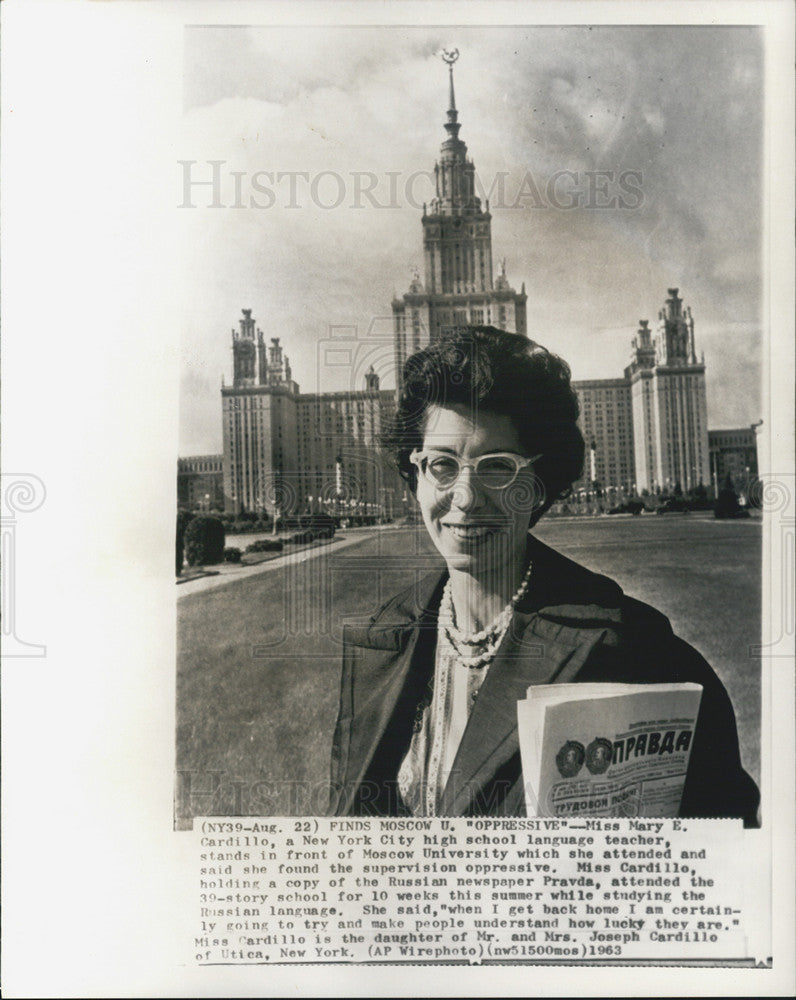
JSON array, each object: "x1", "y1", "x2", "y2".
[
  {"x1": 709, "y1": 427, "x2": 760, "y2": 494},
  {"x1": 177, "y1": 455, "x2": 224, "y2": 509},
  {"x1": 390, "y1": 61, "x2": 709, "y2": 497},
  {"x1": 569, "y1": 290, "x2": 710, "y2": 495},
  {"x1": 182, "y1": 61, "x2": 720, "y2": 514},
  {"x1": 221, "y1": 309, "x2": 301, "y2": 514},
  {"x1": 392, "y1": 57, "x2": 527, "y2": 384},
  {"x1": 572, "y1": 379, "x2": 636, "y2": 495},
  {"x1": 624, "y1": 290, "x2": 710, "y2": 493},
  {"x1": 220, "y1": 310, "x2": 401, "y2": 516},
  {"x1": 296, "y1": 374, "x2": 399, "y2": 519}
]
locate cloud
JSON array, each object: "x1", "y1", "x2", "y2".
[{"x1": 178, "y1": 25, "x2": 764, "y2": 454}]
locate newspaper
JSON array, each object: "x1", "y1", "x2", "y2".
[
  {"x1": 2, "y1": 2, "x2": 794, "y2": 998},
  {"x1": 518, "y1": 683, "x2": 703, "y2": 818}
]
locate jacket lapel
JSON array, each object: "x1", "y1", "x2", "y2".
[
  {"x1": 333, "y1": 572, "x2": 444, "y2": 814},
  {"x1": 335, "y1": 537, "x2": 626, "y2": 816},
  {"x1": 439, "y1": 613, "x2": 609, "y2": 815}
]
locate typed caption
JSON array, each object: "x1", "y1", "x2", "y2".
[{"x1": 191, "y1": 817, "x2": 767, "y2": 966}]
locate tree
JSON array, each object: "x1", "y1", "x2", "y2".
[
  {"x1": 183, "y1": 515, "x2": 225, "y2": 566},
  {"x1": 715, "y1": 472, "x2": 744, "y2": 519}
]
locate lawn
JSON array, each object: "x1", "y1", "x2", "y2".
[{"x1": 176, "y1": 515, "x2": 761, "y2": 825}]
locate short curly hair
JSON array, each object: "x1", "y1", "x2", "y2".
[{"x1": 383, "y1": 326, "x2": 584, "y2": 525}]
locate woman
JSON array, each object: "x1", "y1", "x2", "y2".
[{"x1": 329, "y1": 326, "x2": 759, "y2": 823}]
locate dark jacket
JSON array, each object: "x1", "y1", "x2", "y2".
[{"x1": 329, "y1": 537, "x2": 759, "y2": 824}]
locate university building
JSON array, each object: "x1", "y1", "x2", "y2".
[
  {"x1": 709, "y1": 426, "x2": 760, "y2": 494},
  {"x1": 575, "y1": 289, "x2": 710, "y2": 496},
  {"x1": 390, "y1": 58, "x2": 710, "y2": 496},
  {"x1": 574, "y1": 379, "x2": 636, "y2": 495},
  {"x1": 220, "y1": 309, "x2": 400, "y2": 516},
  {"x1": 177, "y1": 455, "x2": 224, "y2": 510},
  {"x1": 624, "y1": 292, "x2": 710, "y2": 493},
  {"x1": 392, "y1": 57, "x2": 526, "y2": 382},
  {"x1": 180, "y1": 58, "x2": 717, "y2": 511}
]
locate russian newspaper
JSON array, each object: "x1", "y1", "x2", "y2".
[{"x1": 518, "y1": 682, "x2": 703, "y2": 817}]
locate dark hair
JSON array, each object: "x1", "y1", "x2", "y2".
[{"x1": 384, "y1": 326, "x2": 584, "y2": 525}]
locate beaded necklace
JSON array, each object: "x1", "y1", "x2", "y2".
[
  {"x1": 438, "y1": 560, "x2": 533, "y2": 669},
  {"x1": 398, "y1": 560, "x2": 534, "y2": 815}
]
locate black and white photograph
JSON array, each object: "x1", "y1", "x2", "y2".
[
  {"x1": 2, "y1": 1, "x2": 794, "y2": 997},
  {"x1": 176, "y1": 26, "x2": 764, "y2": 824}
]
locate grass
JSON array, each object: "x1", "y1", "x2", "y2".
[{"x1": 176, "y1": 515, "x2": 761, "y2": 823}]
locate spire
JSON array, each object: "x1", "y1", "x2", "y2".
[{"x1": 441, "y1": 48, "x2": 461, "y2": 141}]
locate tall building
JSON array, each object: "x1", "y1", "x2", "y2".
[
  {"x1": 296, "y1": 373, "x2": 398, "y2": 518},
  {"x1": 222, "y1": 310, "x2": 300, "y2": 514},
  {"x1": 709, "y1": 426, "x2": 760, "y2": 494},
  {"x1": 390, "y1": 58, "x2": 710, "y2": 498},
  {"x1": 221, "y1": 310, "x2": 400, "y2": 515},
  {"x1": 572, "y1": 379, "x2": 636, "y2": 494},
  {"x1": 569, "y1": 291, "x2": 710, "y2": 496},
  {"x1": 624, "y1": 290, "x2": 710, "y2": 493},
  {"x1": 193, "y1": 59, "x2": 717, "y2": 516},
  {"x1": 392, "y1": 53, "x2": 527, "y2": 383}
]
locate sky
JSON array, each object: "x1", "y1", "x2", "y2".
[{"x1": 178, "y1": 24, "x2": 764, "y2": 456}]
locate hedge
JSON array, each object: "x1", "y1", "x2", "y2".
[
  {"x1": 184, "y1": 515, "x2": 225, "y2": 566},
  {"x1": 244, "y1": 538, "x2": 284, "y2": 554}
]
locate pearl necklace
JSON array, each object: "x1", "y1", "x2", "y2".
[{"x1": 438, "y1": 561, "x2": 533, "y2": 670}]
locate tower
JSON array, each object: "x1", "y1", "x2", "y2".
[
  {"x1": 222, "y1": 309, "x2": 300, "y2": 514},
  {"x1": 230, "y1": 308, "x2": 266, "y2": 386},
  {"x1": 625, "y1": 290, "x2": 709, "y2": 493},
  {"x1": 221, "y1": 309, "x2": 403, "y2": 518},
  {"x1": 392, "y1": 51, "x2": 527, "y2": 386}
]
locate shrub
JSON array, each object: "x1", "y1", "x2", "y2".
[
  {"x1": 224, "y1": 547, "x2": 242, "y2": 563},
  {"x1": 715, "y1": 482, "x2": 744, "y2": 519},
  {"x1": 228, "y1": 520, "x2": 255, "y2": 534},
  {"x1": 308, "y1": 513, "x2": 336, "y2": 537},
  {"x1": 285, "y1": 530, "x2": 314, "y2": 545},
  {"x1": 184, "y1": 515, "x2": 225, "y2": 566},
  {"x1": 245, "y1": 538, "x2": 284, "y2": 554}
]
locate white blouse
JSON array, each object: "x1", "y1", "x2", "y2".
[{"x1": 397, "y1": 627, "x2": 493, "y2": 815}]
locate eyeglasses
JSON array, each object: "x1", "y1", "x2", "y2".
[{"x1": 409, "y1": 450, "x2": 542, "y2": 490}]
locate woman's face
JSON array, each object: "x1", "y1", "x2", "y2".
[{"x1": 414, "y1": 403, "x2": 540, "y2": 577}]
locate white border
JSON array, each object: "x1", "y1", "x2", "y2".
[{"x1": 2, "y1": 1, "x2": 793, "y2": 997}]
